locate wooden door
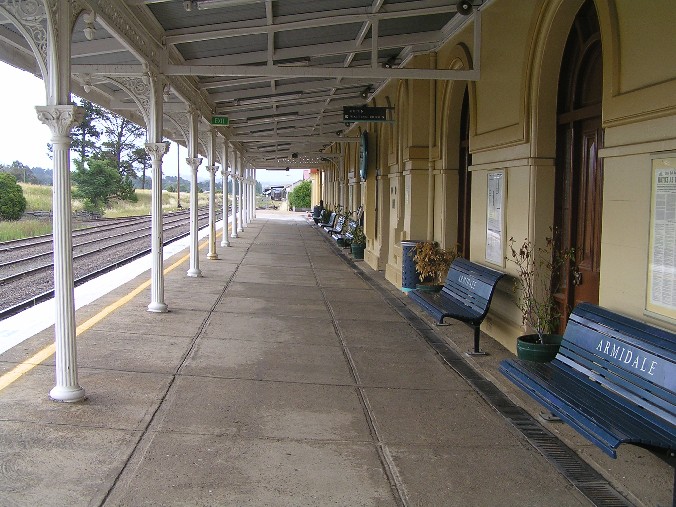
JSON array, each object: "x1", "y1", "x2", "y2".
[{"x1": 554, "y1": 0, "x2": 603, "y2": 331}]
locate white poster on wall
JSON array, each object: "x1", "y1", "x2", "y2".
[
  {"x1": 647, "y1": 157, "x2": 676, "y2": 320},
  {"x1": 486, "y1": 170, "x2": 505, "y2": 266}
]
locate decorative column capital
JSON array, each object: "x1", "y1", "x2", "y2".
[
  {"x1": 205, "y1": 165, "x2": 218, "y2": 173},
  {"x1": 36, "y1": 105, "x2": 84, "y2": 139},
  {"x1": 145, "y1": 142, "x2": 170, "y2": 162},
  {"x1": 186, "y1": 157, "x2": 203, "y2": 171}
]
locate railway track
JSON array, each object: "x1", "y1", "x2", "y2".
[{"x1": 0, "y1": 207, "x2": 217, "y2": 319}]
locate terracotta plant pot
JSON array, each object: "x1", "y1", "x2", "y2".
[{"x1": 516, "y1": 334, "x2": 563, "y2": 362}]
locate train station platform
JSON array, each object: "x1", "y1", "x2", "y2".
[{"x1": 0, "y1": 210, "x2": 672, "y2": 506}]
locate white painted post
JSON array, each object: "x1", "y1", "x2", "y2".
[
  {"x1": 220, "y1": 139, "x2": 230, "y2": 247},
  {"x1": 145, "y1": 71, "x2": 169, "y2": 313},
  {"x1": 206, "y1": 164, "x2": 219, "y2": 259},
  {"x1": 37, "y1": 106, "x2": 86, "y2": 402},
  {"x1": 186, "y1": 157, "x2": 203, "y2": 277},
  {"x1": 231, "y1": 149, "x2": 239, "y2": 238},
  {"x1": 237, "y1": 159, "x2": 244, "y2": 232},
  {"x1": 252, "y1": 168, "x2": 257, "y2": 219},
  {"x1": 145, "y1": 142, "x2": 170, "y2": 312}
]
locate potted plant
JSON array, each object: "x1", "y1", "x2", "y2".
[
  {"x1": 350, "y1": 225, "x2": 366, "y2": 259},
  {"x1": 411, "y1": 241, "x2": 459, "y2": 291},
  {"x1": 507, "y1": 231, "x2": 576, "y2": 362}
]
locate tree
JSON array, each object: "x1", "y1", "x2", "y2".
[
  {"x1": 2, "y1": 160, "x2": 38, "y2": 184},
  {"x1": 0, "y1": 173, "x2": 27, "y2": 220},
  {"x1": 71, "y1": 98, "x2": 104, "y2": 163},
  {"x1": 130, "y1": 146, "x2": 151, "y2": 189},
  {"x1": 99, "y1": 112, "x2": 145, "y2": 180},
  {"x1": 72, "y1": 157, "x2": 137, "y2": 213},
  {"x1": 288, "y1": 179, "x2": 311, "y2": 209}
]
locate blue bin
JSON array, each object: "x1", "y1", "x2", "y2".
[{"x1": 401, "y1": 240, "x2": 423, "y2": 291}]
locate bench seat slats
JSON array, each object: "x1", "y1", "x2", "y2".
[
  {"x1": 506, "y1": 358, "x2": 675, "y2": 441},
  {"x1": 409, "y1": 290, "x2": 482, "y2": 324},
  {"x1": 500, "y1": 359, "x2": 676, "y2": 457},
  {"x1": 500, "y1": 302, "x2": 676, "y2": 459}
]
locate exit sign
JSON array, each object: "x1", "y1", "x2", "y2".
[{"x1": 211, "y1": 115, "x2": 229, "y2": 126}]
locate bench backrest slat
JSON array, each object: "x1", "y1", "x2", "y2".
[
  {"x1": 333, "y1": 215, "x2": 346, "y2": 231},
  {"x1": 559, "y1": 343, "x2": 676, "y2": 421},
  {"x1": 441, "y1": 258, "x2": 504, "y2": 318},
  {"x1": 323, "y1": 212, "x2": 336, "y2": 227},
  {"x1": 556, "y1": 302, "x2": 676, "y2": 426}
]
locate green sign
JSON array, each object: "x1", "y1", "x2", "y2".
[{"x1": 211, "y1": 115, "x2": 229, "y2": 126}]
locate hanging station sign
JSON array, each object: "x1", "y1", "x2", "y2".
[{"x1": 343, "y1": 106, "x2": 390, "y2": 123}]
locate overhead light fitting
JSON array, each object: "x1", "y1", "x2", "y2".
[
  {"x1": 456, "y1": 0, "x2": 473, "y2": 16},
  {"x1": 383, "y1": 57, "x2": 397, "y2": 69},
  {"x1": 361, "y1": 86, "x2": 373, "y2": 99}
]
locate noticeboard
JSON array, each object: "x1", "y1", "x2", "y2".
[{"x1": 647, "y1": 156, "x2": 676, "y2": 321}]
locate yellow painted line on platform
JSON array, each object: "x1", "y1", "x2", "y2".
[{"x1": 0, "y1": 229, "x2": 225, "y2": 393}]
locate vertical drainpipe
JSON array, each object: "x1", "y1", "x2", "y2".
[{"x1": 427, "y1": 53, "x2": 437, "y2": 242}]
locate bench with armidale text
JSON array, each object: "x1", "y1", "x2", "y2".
[
  {"x1": 407, "y1": 258, "x2": 505, "y2": 355},
  {"x1": 500, "y1": 303, "x2": 675, "y2": 477}
]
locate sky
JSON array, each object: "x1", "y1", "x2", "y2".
[{"x1": 0, "y1": 61, "x2": 304, "y2": 186}]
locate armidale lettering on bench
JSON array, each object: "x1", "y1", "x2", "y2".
[
  {"x1": 596, "y1": 339, "x2": 658, "y2": 375},
  {"x1": 457, "y1": 275, "x2": 477, "y2": 290},
  {"x1": 565, "y1": 321, "x2": 674, "y2": 389}
]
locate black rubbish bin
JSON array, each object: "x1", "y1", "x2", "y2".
[{"x1": 401, "y1": 240, "x2": 423, "y2": 292}]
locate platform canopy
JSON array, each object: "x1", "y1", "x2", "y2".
[{"x1": 0, "y1": 0, "x2": 482, "y2": 168}]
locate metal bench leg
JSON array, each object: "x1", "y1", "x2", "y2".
[{"x1": 466, "y1": 324, "x2": 487, "y2": 356}]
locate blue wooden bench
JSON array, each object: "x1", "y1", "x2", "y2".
[
  {"x1": 408, "y1": 258, "x2": 505, "y2": 355},
  {"x1": 325, "y1": 214, "x2": 345, "y2": 236},
  {"x1": 319, "y1": 211, "x2": 335, "y2": 228},
  {"x1": 333, "y1": 219, "x2": 357, "y2": 247},
  {"x1": 500, "y1": 303, "x2": 676, "y2": 463}
]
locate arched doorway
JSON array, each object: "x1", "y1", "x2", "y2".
[
  {"x1": 457, "y1": 88, "x2": 472, "y2": 259},
  {"x1": 554, "y1": 0, "x2": 603, "y2": 330}
]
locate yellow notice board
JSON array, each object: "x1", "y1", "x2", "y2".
[{"x1": 647, "y1": 156, "x2": 676, "y2": 320}]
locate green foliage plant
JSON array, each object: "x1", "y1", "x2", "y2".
[
  {"x1": 72, "y1": 157, "x2": 137, "y2": 213},
  {"x1": 288, "y1": 179, "x2": 311, "y2": 209},
  {"x1": 0, "y1": 173, "x2": 27, "y2": 220},
  {"x1": 351, "y1": 225, "x2": 366, "y2": 246},
  {"x1": 507, "y1": 231, "x2": 576, "y2": 342},
  {"x1": 412, "y1": 241, "x2": 459, "y2": 284}
]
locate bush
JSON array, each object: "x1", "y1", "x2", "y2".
[
  {"x1": 72, "y1": 157, "x2": 137, "y2": 213},
  {"x1": 0, "y1": 173, "x2": 27, "y2": 220},
  {"x1": 288, "y1": 180, "x2": 311, "y2": 209}
]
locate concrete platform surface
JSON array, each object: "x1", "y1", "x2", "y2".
[{"x1": 0, "y1": 210, "x2": 672, "y2": 506}]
